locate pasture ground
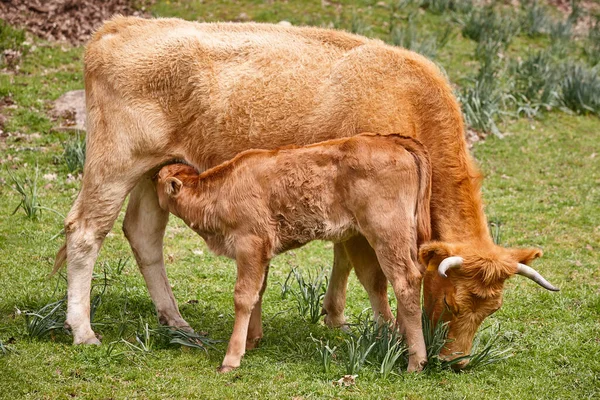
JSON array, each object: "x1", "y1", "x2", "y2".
[{"x1": 0, "y1": 1, "x2": 599, "y2": 398}]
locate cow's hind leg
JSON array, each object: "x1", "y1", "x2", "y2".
[
  {"x1": 64, "y1": 170, "x2": 144, "y2": 344},
  {"x1": 123, "y1": 178, "x2": 191, "y2": 330}
]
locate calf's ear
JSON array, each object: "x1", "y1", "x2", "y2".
[
  {"x1": 419, "y1": 241, "x2": 454, "y2": 266},
  {"x1": 165, "y1": 177, "x2": 183, "y2": 197},
  {"x1": 509, "y1": 247, "x2": 543, "y2": 265}
]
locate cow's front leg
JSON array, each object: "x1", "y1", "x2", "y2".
[
  {"x1": 219, "y1": 237, "x2": 269, "y2": 373},
  {"x1": 123, "y1": 178, "x2": 192, "y2": 331}
]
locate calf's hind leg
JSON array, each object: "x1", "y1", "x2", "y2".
[{"x1": 123, "y1": 178, "x2": 191, "y2": 330}]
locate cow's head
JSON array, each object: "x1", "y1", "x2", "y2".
[
  {"x1": 419, "y1": 241, "x2": 558, "y2": 369},
  {"x1": 155, "y1": 163, "x2": 198, "y2": 213}
]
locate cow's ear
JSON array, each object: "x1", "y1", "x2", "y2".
[
  {"x1": 509, "y1": 247, "x2": 543, "y2": 265},
  {"x1": 165, "y1": 177, "x2": 183, "y2": 197},
  {"x1": 419, "y1": 241, "x2": 454, "y2": 266}
]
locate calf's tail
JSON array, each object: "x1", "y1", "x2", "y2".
[
  {"x1": 400, "y1": 136, "x2": 432, "y2": 245},
  {"x1": 415, "y1": 149, "x2": 432, "y2": 245}
]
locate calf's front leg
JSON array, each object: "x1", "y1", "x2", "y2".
[{"x1": 219, "y1": 238, "x2": 269, "y2": 373}]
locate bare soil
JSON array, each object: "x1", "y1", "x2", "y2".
[{"x1": 0, "y1": 0, "x2": 152, "y2": 45}]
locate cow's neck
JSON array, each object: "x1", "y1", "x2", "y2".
[{"x1": 416, "y1": 107, "x2": 494, "y2": 247}]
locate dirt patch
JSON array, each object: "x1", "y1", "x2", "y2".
[
  {"x1": 53, "y1": 90, "x2": 86, "y2": 130},
  {"x1": 0, "y1": 0, "x2": 153, "y2": 45}
]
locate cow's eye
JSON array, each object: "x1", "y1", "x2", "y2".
[{"x1": 443, "y1": 295, "x2": 459, "y2": 315}]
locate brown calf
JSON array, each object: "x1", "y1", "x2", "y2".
[{"x1": 155, "y1": 133, "x2": 432, "y2": 372}]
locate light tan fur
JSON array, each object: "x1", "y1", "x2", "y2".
[
  {"x1": 54, "y1": 17, "x2": 548, "y2": 365},
  {"x1": 155, "y1": 133, "x2": 432, "y2": 372}
]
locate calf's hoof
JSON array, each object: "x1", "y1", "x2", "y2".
[{"x1": 245, "y1": 337, "x2": 262, "y2": 351}]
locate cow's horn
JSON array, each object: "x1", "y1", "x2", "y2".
[
  {"x1": 438, "y1": 257, "x2": 464, "y2": 278},
  {"x1": 516, "y1": 263, "x2": 559, "y2": 291}
]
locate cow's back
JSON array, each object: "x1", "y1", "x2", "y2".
[{"x1": 85, "y1": 17, "x2": 462, "y2": 177}]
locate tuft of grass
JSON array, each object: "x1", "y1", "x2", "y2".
[
  {"x1": 343, "y1": 333, "x2": 376, "y2": 375},
  {"x1": 508, "y1": 50, "x2": 559, "y2": 117},
  {"x1": 0, "y1": 20, "x2": 29, "y2": 68},
  {"x1": 287, "y1": 267, "x2": 328, "y2": 323},
  {"x1": 488, "y1": 218, "x2": 503, "y2": 245},
  {"x1": 0, "y1": 339, "x2": 16, "y2": 356},
  {"x1": 7, "y1": 164, "x2": 42, "y2": 220},
  {"x1": 379, "y1": 336, "x2": 407, "y2": 378},
  {"x1": 61, "y1": 132, "x2": 86, "y2": 174},
  {"x1": 520, "y1": 0, "x2": 552, "y2": 37},
  {"x1": 459, "y1": 71, "x2": 503, "y2": 137},
  {"x1": 422, "y1": 309, "x2": 515, "y2": 370},
  {"x1": 462, "y1": 324, "x2": 514, "y2": 370},
  {"x1": 389, "y1": 14, "x2": 451, "y2": 59},
  {"x1": 24, "y1": 299, "x2": 67, "y2": 340},
  {"x1": 583, "y1": 16, "x2": 600, "y2": 66},
  {"x1": 310, "y1": 334, "x2": 337, "y2": 374},
  {"x1": 558, "y1": 64, "x2": 600, "y2": 116},
  {"x1": 152, "y1": 326, "x2": 219, "y2": 352},
  {"x1": 461, "y1": 6, "x2": 519, "y2": 48}
]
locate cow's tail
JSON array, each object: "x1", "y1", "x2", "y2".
[{"x1": 52, "y1": 242, "x2": 67, "y2": 275}]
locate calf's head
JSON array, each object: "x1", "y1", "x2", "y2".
[
  {"x1": 155, "y1": 163, "x2": 199, "y2": 213},
  {"x1": 419, "y1": 241, "x2": 558, "y2": 369}
]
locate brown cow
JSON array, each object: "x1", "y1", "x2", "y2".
[
  {"x1": 154, "y1": 133, "x2": 432, "y2": 372},
  {"x1": 54, "y1": 17, "x2": 557, "y2": 368}
]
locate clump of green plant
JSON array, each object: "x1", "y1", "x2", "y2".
[
  {"x1": 584, "y1": 16, "x2": 600, "y2": 66},
  {"x1": 24, "y1": 299, "x2": 67, "y2": 340},
  {"x1": 0, "y1": 339, "x2": 16, "y2": 356},
  {"x1": 310, "y1": 334, "x2": 337, "y2": 374},
  {"x1": 461, "y1": 6, "x2": 519, "y2": 48},
  {"x1": 389, "y1": 14, "x2": 452, "y2": 59},
  {"x1": 422, "y1": 309, "x2": 514, "y2": 370},
  {"x1": 461, "y1": 324, "x2": 514, "y2": 370},
  {"x1": 62, "y1": 132, "x2": 86, "y2": 174},
  {"x1": 0, "y1": 21, "x2": 28, "y2": 68},
  {"x1": 152, "y1": 325, "x2": 219, "y2": 351},
  {"x1": 520, "y1": 0, "x2": 552, "y2": 37},
  {"x1": 285, "y1": 267, "x2": 328, "y2": 323},
  {"x1": 488, "y1": 218, "x2": 503, "y2": 245},
  {"x1": 7, "y1": 165, "x2": 42, "y2": 220},
  {"x1": 347, "y1": 313, "x2": 408, "y2": 377},
  {"x1": 508, "y1": 50, "x2": 559, "y2": 117},
  {"x1": 350, "y1": 10, "x2": 371, "y2": 36},
  {"x1": 343, "y1": 333, "x2": 376, "y2": 375},
  {"x1": 459, "y1": 70, "x2": 503, "y2": 137},
  {"x1": 559, "y1": 63, "x2": 600, "y2": 116}
]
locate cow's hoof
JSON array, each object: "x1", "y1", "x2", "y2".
[
  {"x1": 158, "y1": 315, "x2": 194, "y2": 332},
  {"x1": 73, "y1": 335, "x2": 101, "y2": 346},
  {"x1": 323, "y1": 314, "x2": 347, "y2": 329},
  {"x1": 217, "y1": 365, "x2": 237, "y2": 373},
  {"x1": 407, "y1": 359, "x2": 427, "y2": 373}
]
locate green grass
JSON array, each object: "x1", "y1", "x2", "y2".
[{"x1": 1, "y1": 0, "x2": 599, "y2": 398}]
